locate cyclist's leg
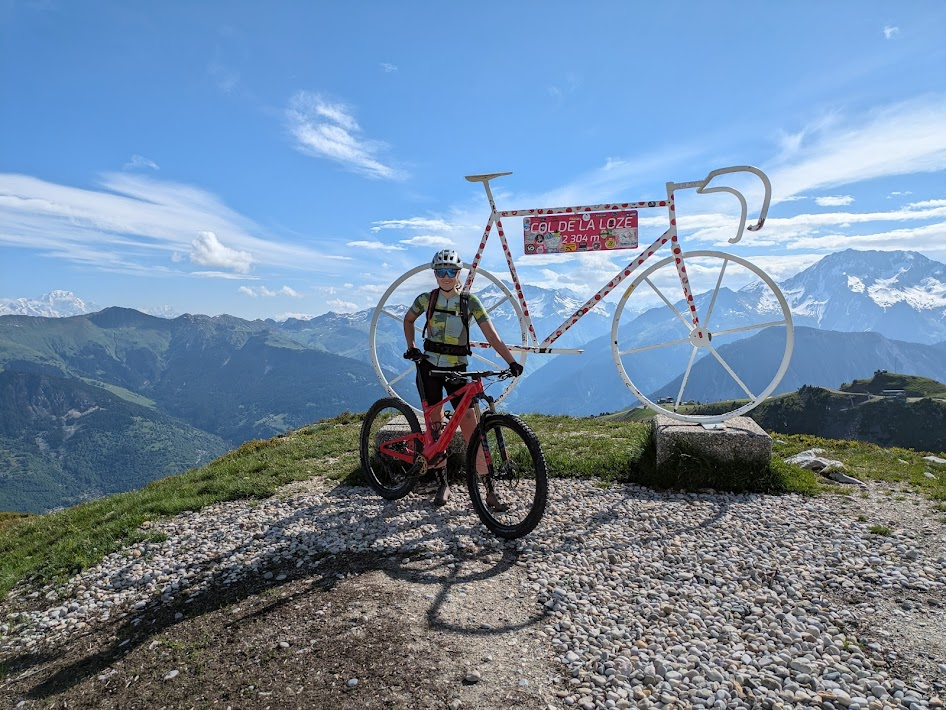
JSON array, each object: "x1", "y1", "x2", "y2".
[
  {"x1": 417, "y1": 359, "x2": 448, "y2": 448},
  {"x1": 457, "y1": 408, "x2": 487, "y2": 474},
  {"x1": 414, "y1": 360, "x2": 446, "y2": 497}
]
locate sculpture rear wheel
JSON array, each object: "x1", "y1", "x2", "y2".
[
  {"x1": 610, "y1": 250, "x2": 793, "y2": 423},
  {"x1": 369, "y1": 265, "x2": 530, "y2": 411}
]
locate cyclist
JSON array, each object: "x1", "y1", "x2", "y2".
[{"x1": 403, "y1": 248, "x2": 523, "y2": 506}]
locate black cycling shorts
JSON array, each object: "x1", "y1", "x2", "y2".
[{"x1": 416, "y1": 358, "x2": 467, "y2": 409}]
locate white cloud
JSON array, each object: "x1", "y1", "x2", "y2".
[
  {"x1": 208, "y1": 61, "x2": 240, "y2": 93},
  {"x1": 371, "y1": 217, "x2": 466, "y2": 232},
  {"x1": 0, "y1": 172, "x2": 350, "y2": 276},
  {"x1": 123, "y1": 154, "x2": 159, "y2": 171},
  {"x1": 785, "y1": 221, "x2": 946, "y2": 252},
  {"x1": 275, "y1": 312, "x2": 316, "y2": 321},
  {"x1": 883, "y1": 25, "x2": 900, "y2": 39},
  {"x1": 327, "y1": 298, "x2": 359, "y2": 312},
  {"x1": 380, "y1": 63, "x2": 398, "y2": 73},
  {"x1": 285, "y1": 91, "x2": 398, "y2": 179},
  {"x1": 734, "y1": 253, "x2": 827, "y2": 283},
  {"x1": 887, "y1": 190, "x2": 913, "y2": 198},
  {"x1": 767, "y1": 96, "x2": 946, "y2": 201},
  {"x1": 547, "y1": 72, "x2": 581, "y2": 102},
  {"x1": 814, "y1": 195, "x2": 854, "y2": 206},
  {"x1": 192, "y1": 271, "x2": 256, "y2": 280},
  {"x1": 346, "y1": 240, "x2": 406, "y2": 251},
  {"x1": 399, "y1": 235, "x2": 454, "y2": 247},
  {"x1": 238, "y1": 285, "x2": 302, "y2": 298},
  {"x1": 907, "y1": 198, "x2": 946, "y2": 209},
  {"x1": 190, "y1": 231, "x2": 253, "y2": 273}
]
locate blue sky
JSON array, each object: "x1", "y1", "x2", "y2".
[{"x1": 2, "y1": 1, "x2": 946, "y2": 321}]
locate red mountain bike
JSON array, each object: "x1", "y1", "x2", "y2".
[{"x1": 359, "y1": 354, "x2": 548, "y2": 539}]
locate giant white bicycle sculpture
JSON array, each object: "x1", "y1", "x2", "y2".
[{"x1": 369, "y1": 166, "x2": 794, "y2": 424}]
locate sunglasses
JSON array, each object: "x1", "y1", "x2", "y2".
[{"x1": 434, "y1": 268, "x2": 460, "y2": 278}]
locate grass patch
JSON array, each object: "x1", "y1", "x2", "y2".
[
  {"x1": 522, "y1": 414, "x2": 816, "y2": 494},
  {"x1": 868, "y1": 524, "x2": 893, "y2": 536},
  {"x1": 771, "y1": 433, "x2": 946, "y2": 502},
  {"x1": 0, "y1": 512, "x2": 33, "y2": 532},
  {"x1": 0, "y1": 412, "x2": 363, "y2": 598}
]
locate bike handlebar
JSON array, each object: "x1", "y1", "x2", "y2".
[
  {"x1": 687, "y1": 165, "x2": 772, "y2": 245},
  {"x1": 403, "y1": 351, "x2": 516, "y2": 380}
]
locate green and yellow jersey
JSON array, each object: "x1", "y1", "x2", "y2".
[{"x1": 409, "y1": 290, "x2": 490, "y2": 368}]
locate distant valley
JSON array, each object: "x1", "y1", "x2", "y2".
[{"x1": 0, "y1": 308, "x2": 384, "y2": 512}]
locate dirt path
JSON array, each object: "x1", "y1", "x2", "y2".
[
  {"x1": 2, "y1": 476, "x2": 944, "y2": 708},
  {"x1": 0, "y1": 547, "x2": 558, "y2": 709}
]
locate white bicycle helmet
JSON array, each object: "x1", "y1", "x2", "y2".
[{"x1": 431, "y1": 248, "x2": 463, "y2": 270}]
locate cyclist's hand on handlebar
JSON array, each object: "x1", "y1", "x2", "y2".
[
  {"x1": 507, "y1": 361, "x2": 524, "y2": 377},
  {"x1": 404, "y1": 347, "x2": 424, "y2": 361}
]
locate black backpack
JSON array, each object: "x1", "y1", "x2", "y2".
[{"x1": 423, "y1": 288, "x2": 471, "y2": 356}]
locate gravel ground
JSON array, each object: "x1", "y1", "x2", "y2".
[{"x1": 1, "y1": 475, "x2": 944, "y2": 709}]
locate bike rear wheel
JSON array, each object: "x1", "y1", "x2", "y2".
[
  {"x1": 360, "y1": 398, "x2": 423, "y2": 499},
  {"x1": 466, "y1": 413, "x2": 548, "y2": 539}
]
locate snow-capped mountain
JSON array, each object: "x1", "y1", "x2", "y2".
[
  {"x1": 510, "y1": 249, "x2": 946, "y2": 415},
  {"x1": 0, "y1": 291, "x2": 181, "y2": 319},
  {"x1": 778, "y1": 249, "x2": 946, "y2": 344},
  {"x1": 0, "y1": 290, "x2": 102, "y2": 317},
  {"x1": 139, "y1": 304, "x2": 181, "y2": 319},
  {"x1": 272, "y1": 282, "x2": 619, "y2": 358},
  {"x1": 475, "y1": 282, "x2": 617, "y2": 349}
]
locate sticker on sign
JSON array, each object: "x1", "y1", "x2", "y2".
[{"x1": 523, "y1": 210, "x2": 639, "y2": 255}]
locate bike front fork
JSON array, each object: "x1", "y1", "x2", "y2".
[{"x1": 473, "y1": 396, "x2": 507, "y2": 484}]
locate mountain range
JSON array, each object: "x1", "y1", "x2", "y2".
[
  {"x1": 0, "y1": 308, "x2": 385, "y2": 511},
  {"x1": 511, "y1": 249, "x2": 946, "y2": 414},
  {"x1": 0, "y1": 291, "x2": 179, "y2": 319},
  {"x1": 0, "y1": 368, "x2": 229, "y2": 512},
  {"x1": 2, "y1": 248, "x2": 945, "y2": 511}
]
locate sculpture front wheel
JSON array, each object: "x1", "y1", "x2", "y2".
[
  {"x1": 610, "y1": 250, "x2": 794, "y2": 423},
  {"x1": 368, "y1": 265, "x2": 530, "y2": 411}
]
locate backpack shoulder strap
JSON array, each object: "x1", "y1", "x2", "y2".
[
  {"x1": 460, "y1": 292, "x2": 470, "y2": 338},
  {"x1": 422, "y1": 288, "x2": 440, "y2": 338}
]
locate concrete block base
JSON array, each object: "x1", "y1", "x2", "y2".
[{"x1": 652, "y1": 415, "x2": 772, "y2": 471}]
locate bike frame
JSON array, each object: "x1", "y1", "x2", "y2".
[
  {"x1": 378, "y1": 370, "x2": 498, "y2": 472},
  {"x1": 461, "y1": 166, "x2": 772, "y2": 356}
]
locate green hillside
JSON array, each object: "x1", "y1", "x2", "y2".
[
  {"x1": 610, "y1": 373, "x2": 946, "y2": 454},
  {"x1": 0, "y1": 310, "x2": 387, "y2": 511},
  {"x1": 747, "y1": 373, "x2": 946, "y2": 452},
  {"x1": 840, "y1": 370, "x2": 946, "y2": 397},
  {"x1": 0, "y1": 370, "x2": 229, "y2": 513},
  {"x1": 0, "y1": 309, "x2": 383, "y2": 445}
]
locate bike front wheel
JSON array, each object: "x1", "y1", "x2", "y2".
[
  {"x1": 466, "y1": 414, "x2": 548, "y2": 539},
  {"x1": 360, "y1": 398, "x2": 423, "y2": 500},
  {"x1": 610, "y1": 250, "x2": 794, "y2": 423}
]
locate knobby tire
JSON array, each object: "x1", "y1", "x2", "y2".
[
  {"x1": 466, "y1": 413, "x2": 548, "y2": 539},
  {"x1": 360, "y1": 397, "x2": 422, "y2": 500}
]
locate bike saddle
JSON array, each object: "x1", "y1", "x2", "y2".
[{"x1": 465, "y1": 172, "x2": 512, "y2": 183}]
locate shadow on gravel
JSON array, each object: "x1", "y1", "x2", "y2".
[{"x1": 4, "y1": 481, "x2": 736, "y2": 702}]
